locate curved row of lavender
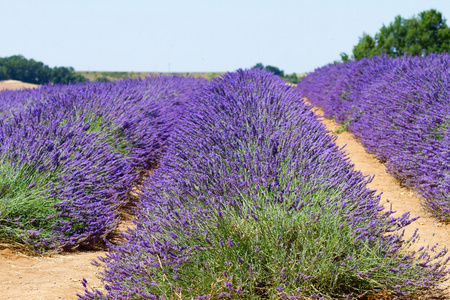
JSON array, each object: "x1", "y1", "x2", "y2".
[
  {"x1": 296, "y1": 53, "x2": 450, "y2": 221},
  {"x1": 81, "y1": 69, "x2": 448, "y2": 299},
  {"x1": 0, "y1": 76, "x2": 206, "y2": 251}
]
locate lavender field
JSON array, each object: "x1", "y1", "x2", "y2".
[
  {"x1": 80, "y1": 69, "x2": 445, "y2": 299},
  {"x1": 0, "y1": 69, "x2": 448, "y2": 299},
  {"x1": 296, "y1": 53, "x2": 450, "y2": 222},
  {"x1": 0, "y1": 76, "x2": 206, "y2": 250}
]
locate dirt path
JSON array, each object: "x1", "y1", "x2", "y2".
[
  {"x1": 0, "y1": 249, "x2": 103, "y2": 300},
  {"x1": 0, "y1": 210, "x2": 135, "y2": 300},
  {"x1": 0, "y1": 209, "x2": 135, "y2": 300}
]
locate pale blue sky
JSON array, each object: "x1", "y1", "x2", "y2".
[{"x1": 1, "y1": 0, "x2": 449, "y2": 73}]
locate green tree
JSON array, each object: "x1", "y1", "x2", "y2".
[
  {"x1": 0, "y1": 60, "x2": 7, "y2": 80},
  {"x1": 252, "y1": 63, "x2": 302, "y2": 83},
  {"x1": 346, "y1": 9, "x2": 450, "y2": 60},
  {"x1": 51, "y1": 66, "x2": 85, "y2": 84},
  {"x1": 252, "y1": 63, "x2": 284, "y2": 76},
  {"x1": 340, "y1": 52, "x2": 350, "y2": 62},
  {"x1": 352, "y1": 33, "x2": 377, "y2": 59},
  {"x1": 0, "y1": 55, "x2": 85, "y2": 84},
  {"x1": 264, "y1": 65, "x2": 284, "y2": 77},
  {"x1": 253, "y1": 62, "x2": 264, "y2": 70}
]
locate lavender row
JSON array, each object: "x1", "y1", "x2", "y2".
[
  {"x1": 81, "y1": 69, "x2": 448, "y2": 299},
  {"x1": 296, "y1": 53, "x2": 450, "y2": 221},
  {"x1": 0, "y1": 76, "x2": 206, "y2": 251}
]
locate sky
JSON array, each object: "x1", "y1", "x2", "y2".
[{"x1": 1, "y1": 0, "x2": 450, "y2": 74}]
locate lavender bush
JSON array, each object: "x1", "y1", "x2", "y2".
[
  {"x1": 81, "y1": 69, "x2": 448, "y2": 299},
  {"x1": 0, "y1": 76, "x2": 206, "y2": 251},
  {"x1": 297, "y1": 53, "x2": 450, "y2": 221}
]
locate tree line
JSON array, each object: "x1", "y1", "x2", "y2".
[
  {"x1": 0, "y1": 55, "x2": 85, "y2": 84},
  {"x1": 341, "y1": 9, "x2": 450, "y2": 61},
  {"x1": 252, "y1": 63, "x2": 301, "y2": 84}
]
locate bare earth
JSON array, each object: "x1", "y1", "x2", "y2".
[
  {"x1": 0, "y1": 248, "x2": 103, "y2": 300},
  {"x1": 0, "y1": 210, "x2": 134, "y2": 300},
  {"x1": 0, "y1": 83, "x2": 449, "y2": 299}
]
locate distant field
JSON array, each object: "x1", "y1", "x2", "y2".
[
  {"x1": 77, "y1": 71, "x2": 224, "y2": 82},
  {"x1": 77, "y1": 71, "x2": 307, "y2": 83},
  {"x1": 0, "y1": 79, "x2": 39, "y2": 90}
]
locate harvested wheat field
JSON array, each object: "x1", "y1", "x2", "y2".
[{"x1": 0, "y1": 80, "x2": 39, "y2": 91}]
